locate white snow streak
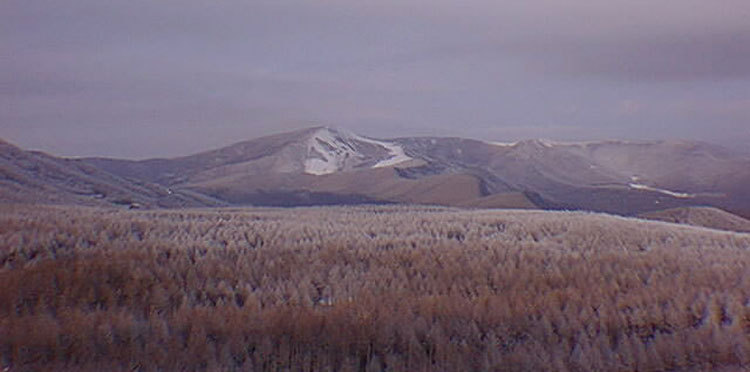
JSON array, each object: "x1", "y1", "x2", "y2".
[
  {"x1": 356, "y1": 138, "x2": 412, "y2": 168},
  {"x1": 629, "y1": 183, "x2": 695, "y2": 199},
  {"x1": 487, "y1": 139, "x2": 650, "y2": 148},
  {"x1": 486, "y1": 141, "x2": 519, "y2": 147},
  {"x1": 304, "y1": 129, "x2": 358, "y2": 175},
  {"x1": 303, "y1": 128, "x2": 412, "y2": 175}
]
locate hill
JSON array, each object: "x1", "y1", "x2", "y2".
[
  {"x1": 80, "y1": 127, "x2": 533, "y2": 208},
  {"x1": 79, "y1": 127, "x2": 750, "y2": 215},
  {"x1": 0, "y1": 139, "x2": 222, "y2": 208},
  {"x1": 4, "y1": 127, "x2": 749, "y2": 215},
  {"x1": 639, "y1": 206, "x2": 750, "y2": 233},
  {"x1": 2, "y1": 204, "x2": 750, "y2": 370}
]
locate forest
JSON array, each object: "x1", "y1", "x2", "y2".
[{"x1": 1, "y1": 204, "x2": 750, "y2": 371}]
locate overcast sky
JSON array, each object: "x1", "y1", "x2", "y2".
[{"x1": 2, "y1": 0, "x2": 749, "y2": 158}]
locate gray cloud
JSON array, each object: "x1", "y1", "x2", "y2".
[
  {"x1": 514, "y1": 32, "x2": 750, "y2": 81},
  {"x1": 1, "y1": 0, "x2": 749, "y2": 158}
]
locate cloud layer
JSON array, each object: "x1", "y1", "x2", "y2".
[{"x1": 2, "y1": 0, "x2": 749, "y2": 158}]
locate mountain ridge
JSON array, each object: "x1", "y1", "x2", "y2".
[
  {"x1": 638, "y1": 206, "x2": 750, "y2": 233},
  {"x1": 2, "y1": 127, "x2": 749, "y2": 218},
  {"x1": 0, "y1": 138, "x2": 224, "y2": 208}
]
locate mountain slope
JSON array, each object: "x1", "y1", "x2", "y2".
[
  {"x1": 0, "y1": 138, "x2": 222, "y2": 208},
  {"x1": 12, "y1": 126, "x2": 750, "y2": 214},
  {"x1": 393, "y1": 136, "x2": 750, "y2": 215},
  {"x1": 4, "y1": 204, "x2": 750, "y2": 370},
  {"x1": 84, "y1": 127, "x2": 510, "y2": 207},
  {"x1": 638, "y1": 206, "x2": 750, "y2": 233},
  {"x1": 85, "y1": 127, "x2": 414, "y2": 184}
]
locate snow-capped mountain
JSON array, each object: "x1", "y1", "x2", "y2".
[
  {"x1": 19, "y1": 127, "x2": 750, "y2": 217},
  {"x1": 302, "y1": 127, "x2": 412, "y2": 175},
  {"x1": 80, "y1": 127, "x2": 414, "y2": 184}
]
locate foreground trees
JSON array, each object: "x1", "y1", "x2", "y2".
[{"x1": 1, "y1": 204, "x2": 750, "y2": 371}]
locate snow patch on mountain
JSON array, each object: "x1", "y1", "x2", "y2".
[
  {"x1": 486, "y1": 141, "x2": 519, "y2": 147},
  {"x1": 353, "y1": 136, "x2": 412, "y2": 168},
  {"x1": 303, "y1": 128, "x2": 412, "y2": 175},
  {"x1": 487, "y1": 139, "x2": 655, "y2": 148},
  {"x1": 629, "y1": 183, "x2": 695, "y2": 199},
  {"x1": 304, "y1": 128, "x2": 361, "y2": 175},
  {"x1": 488, "y1": 139, "x2": 558, "y2": 148}
]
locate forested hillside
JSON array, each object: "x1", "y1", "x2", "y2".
[{"x1": 2, "y1": 205, "x2": 750, "y2": 371}]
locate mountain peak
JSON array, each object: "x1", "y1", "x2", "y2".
[
  {"x1": 303, "y1": 127, "x2": 412, "y2": 175},
  {"x1": 8, "y1": 127, "x2": 749, "y2": 217}
]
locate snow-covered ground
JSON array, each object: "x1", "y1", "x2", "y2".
[{"x1": 304, "y1": 128, "x2": 412, "y2": 175}]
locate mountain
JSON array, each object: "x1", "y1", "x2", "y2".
[
  {"x1": 83, "y1": 127, "x2": 496, "y2": 207},
  {"x1": 4, "y1": 127, "x2": 750, "y2": 216},
  {"x1": 638, "y1": 206, "x2": 750, "y2": 233},
  {"x1": 81, "y1": 127, "x2": 750, "y2": 215},
  {"x1": 0, "y1": 138, "x2": 223, "y2": 208}
]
